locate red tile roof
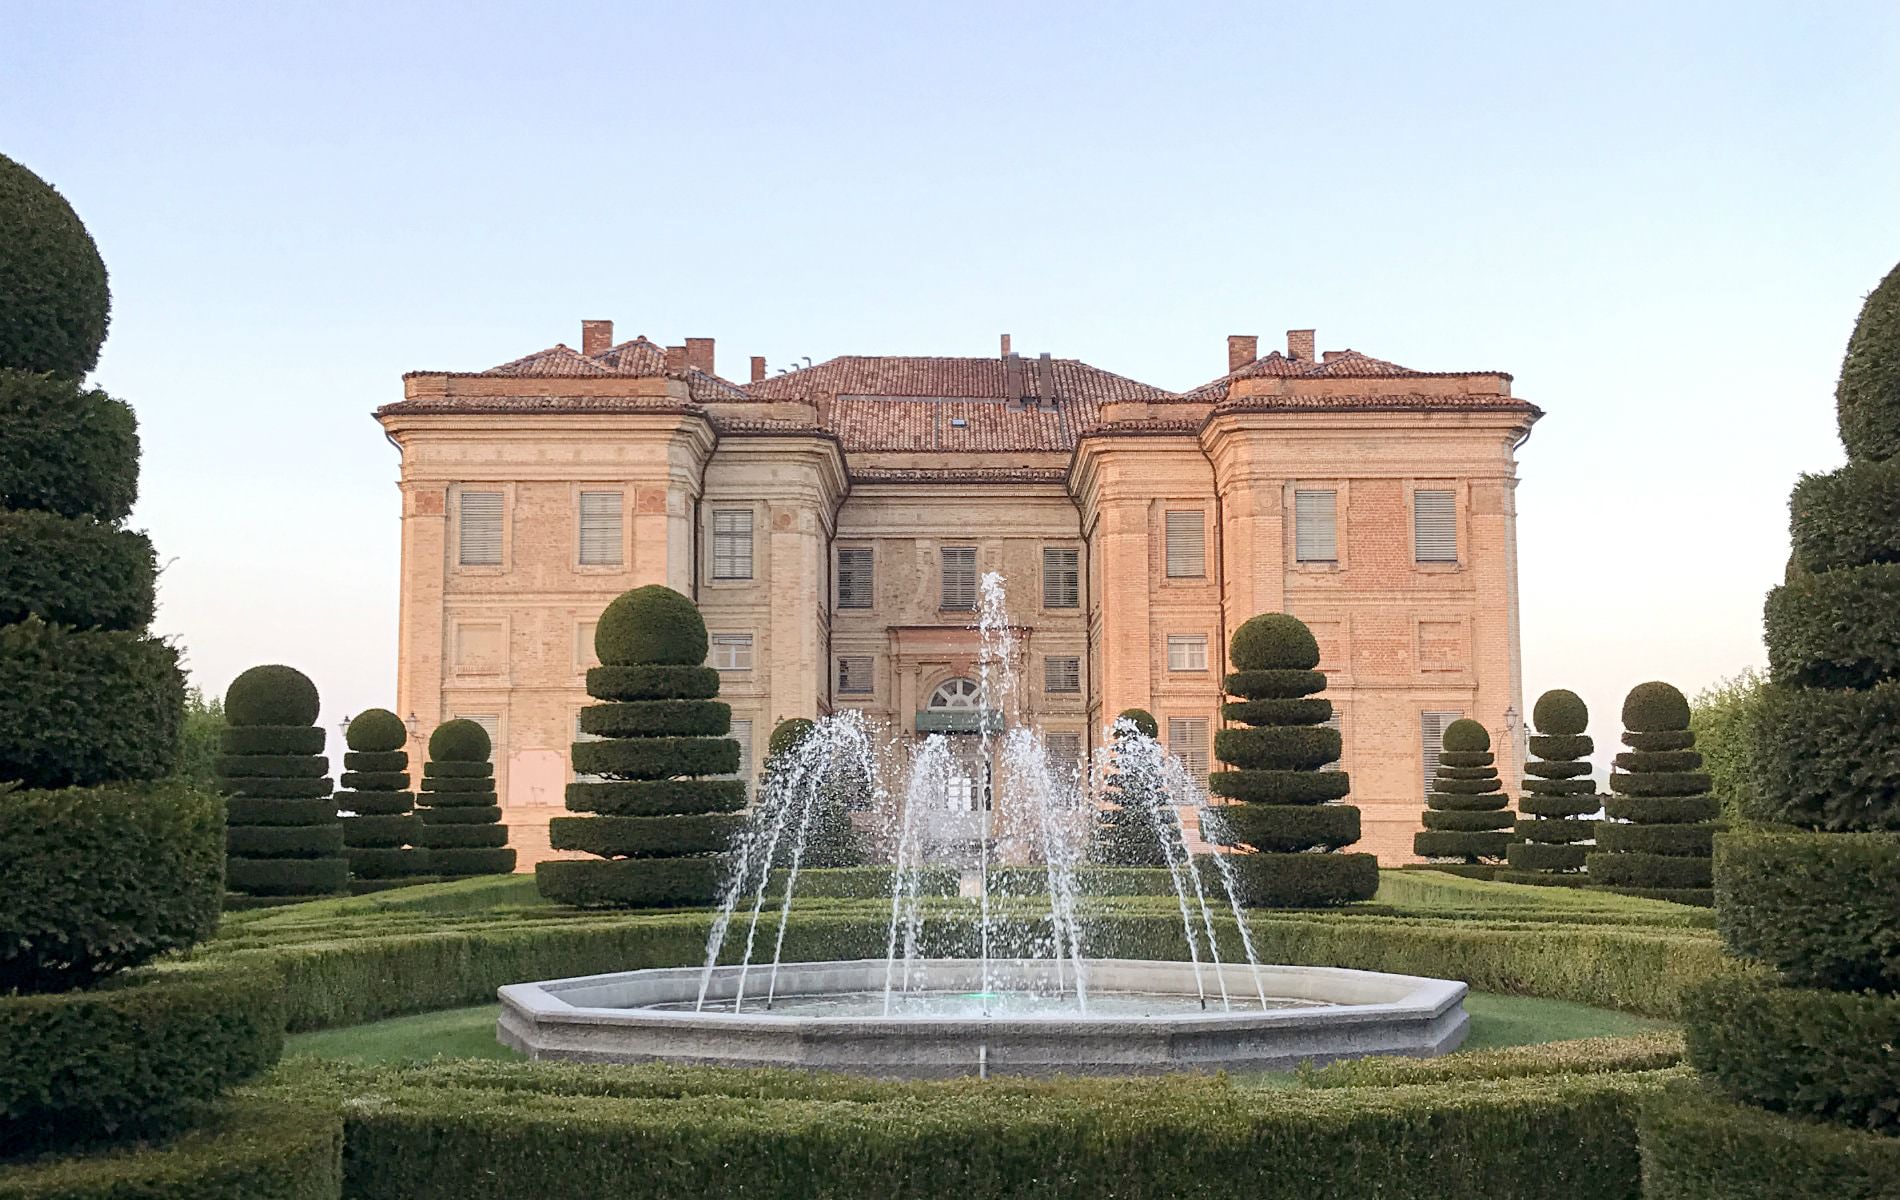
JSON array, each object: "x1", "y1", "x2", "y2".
[
  {"x1": 831, "y1": 395, "x2": 1093, "y2": 452},
  {"x1": 1183, "y1": 349, "x2": 1514, "y2": 401},
  {"x1": 745, "y1": 355, "x2": 1169, "y2": 404}
]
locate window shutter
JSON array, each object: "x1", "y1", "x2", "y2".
[
  {"x1": 712, "y1": 510, "x2": 754, "y2": 580},
  {"x1": 458, "y1": 491, "x2": 503, "y2": 566},
  {"x1": 728, "y1": 719, "x2": 753, "y2": 796},
  {"x1": 1420, "y1": 710, "x2": 1463, "y2": 796},
  {"x1": 1044, "y1": 656, "x2": 1080, "y2": 694},
  {"x1": 1168, "y1": 716, "x2": 1210, "y2": 784},
  {"x1": 1042, "y1": 548, "x2": 1079, "y2": 608},
  {"x1": 1294, "y1": 490, "x2": 1338, "y2": 563},
  {"x1": 1165, "y1": 511, "x2": 1205, "y2": 578},
  {"x1": 837, "y1": 548, "x2": 873, "y2": 609},
  {"x1": 1413, "y1": 491, "x2": 1458, "y2": 563},
  {"x1": 837, "y1": 655, "x2": 873, "y2": 695},
  {"x1": 578, "y1": 491, "x2": 623, "y2": 565},
  {"x1": 941, "y1": 547, "x2": 977, "y2": 610}
]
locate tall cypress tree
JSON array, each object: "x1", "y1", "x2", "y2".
[
  {"x1": 219, "y1": 664, "x2": 347, "y2": 901},
  {"x1": 1585, "y1": 681, "x2": 1715, "y2": 905},
  {"x1": 1413, "y1": 718, "x2": 1512, "y2": 868},
  {"x1": 1502, "y1": 688, "x2": 1597, "y2": 884}
]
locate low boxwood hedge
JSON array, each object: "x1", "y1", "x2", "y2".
[
  {"x1": 546, "y1": 814, "x2": 745, "y2": 859},
  {"x1": 1300, "y1": 1031, "x2": 1685, "y2": 1088},
  {"x1": 1594, "y1": 886, "x2": 1714, "y2": 907},
  {"x1": 1744, "y1": 680, "x2": 1900, "y2": 831},
  {"x1": 1714, "y1": 830, "x2": 1900, "y2": 992},
  {"x1": 1640, "y1": 1079, "x2": 1900, "y2": 1200}
]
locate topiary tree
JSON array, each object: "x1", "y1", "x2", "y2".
[
  {"x1": 1584, "y1": 682, "x2": 1715, "y2": 905},
  {"x1": 1412, "y1": 718, "x2": 1512, "y2": 867},
  {"x1": 1091, "y1": 708, "x2": 1171, "y2": 866},
  {"x1": 336, "y1": 708, "x2": 427, "y2": 886},
  {"x1": 1501, "y1": 689, "x2": 1598, "y2": 884},
  {"x1": 1639, "y1": 262, "x2": 1900, "y2": 1193},
  {"x1": 219, "y1": 664, "x2": 347, "y2": 901},
  {"x1": 537, "y1": 585, "x2": 742, "y2": 907},
  {"x1": 763, "y1": 717, "x2": 866, "y2": 869},
  {"x1": 415, "y1": 719, "x2": 515, "y2": 879},
  {"x1": 1202, "y1": 613, "x2": 1377, "y2": 907}
]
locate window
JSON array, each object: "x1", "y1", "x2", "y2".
[
  {"x1": 453, "y1": 713, "x2": 500, "y2": 758},
  {"x1": 1321, "y1": 710, "x2": 1343, "y2": 772},
  {"x1": 458, "y1": 491, "x2": 503, "y2": 566},
  {"x1": 574, "y1": 620, "x2": 599, "y2": 671},
  {"x1": 928, "y1": 678, "x2": 982, "y2": 710},
  {"x1": 1044, "y1": 732, "x2": 1082, "y2": 781},
  {"x1": 574, "y1": 714, "x2": 604, "y2": 783},
  {"x1": 712, "y1": 509, "x2": 754, "y2": 580},
  {"x1": 1044, "y1": 655, "x2": 1080, "y2": 694},
  {"x1": 1165, "y1": 510, "x2": 1205, "y2": 578},
  {"x1": 1042, "y1": 548, "x2": 1079, "y2": 608},
  {"x1": 941, "y1": 546, "x2": 977, "y2": 610},
  {"x1": 577, "y1": 491, "x2": 623, "y2": 565},
  {"x1": 727, "y1": 718, "x2": 754, "y2": 795},
  {"x1": 1294, "y1": 489, "x2": 1338, "y2": 564},
  {"x1": 837, "y1": 548, "x2": 873, "y2": 609},
  {"x1": 837, "y1": 655, "x2": 874, "y2": 695},
  {"x1": 1167, "y1": 635, "x2": 1208, "y2": 672},
  {"x1": 711, "y1": 633, "x2": 753, "y2": 671},
  {"x1": 1420, "y1": 710, "x2": 1464, "y2": 797},
  {"x1": 1168, "y1": 717, "x2": 1209, "y2": 784},
  {"x1": 1414, "y1": 490, "x2": 1458, "y2": 563}
]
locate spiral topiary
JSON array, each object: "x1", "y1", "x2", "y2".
[
  {"x1": 537, "y1": 585, "x2": 741, "y2": 907},
  {"x1": 1584, "y1": 681, "x2": 1715, "y2": 905},
  {"x1": 335, "y1": 708, "x2": 427, "y2": 884},
  {"x1": 1413, "y1": 718, "x2": 1512, "y2": 865},
  {"x1": 1501, "y1": 689, "x2": 1599, "y2": 884},
  {"x1": 218, "y1": 664, "x2": 346, "y2": 900},
  {"x1": 1091, "y1": 710, "x2": 1171, "y2": 866},
  {"x1": 1202, "y1": 613, "x2": 1376, "y2": 907},
  {"x1": 415, "y1": 719, "x2": 515, "y2": 879}
]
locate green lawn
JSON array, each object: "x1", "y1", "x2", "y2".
[{"x1": 284, "y1": 990, "x2": 1672, "y2": 1066}]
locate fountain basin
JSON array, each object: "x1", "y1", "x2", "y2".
[{"x1": 497, "y1": 958, "x2": 1469, "y2": 1077}]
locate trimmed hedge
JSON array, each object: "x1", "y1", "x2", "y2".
[
  {"x1": 1595, "y1": 822, "x2": 1715, "y2": 857},
  {"x1": 224, "y1": 666, "x2": 319, "y2": 729},
  {"x1": 1091, "y1": 718, "x2": 1171, "y2": 867},
  {"x1": 1511, "y1": 690, "x2": 1598, "y2": 881},
  {"x1": 414, "y1": 727, "x2": 513, "y2": 881},
  {"x1": 1505, "y1": 841, "x2": 1588, "y2": 873},
  {"x1": 0, "y1": 511, "x2": 154, "y2": 629},
  {"x1": 1641, "y1": 1080, "x2": 1900, "y2": 1200},
  {"x1": 1588, "y1": 686, "x2": 1713, "y2": 906},
  {"x1": 1214, "y1": 853, "x2": 1379, "y2": 909},
  {"x1": 548, "y1": 814, "x2": 746, "y2": 858},
  {"x1": 1744, "y1": 680, "x2": 1900, "y2": 830},
  {"x1": 1223, "y1": 668, "x2": 1325, "y2": 700},
  {"x1": 0, "y1": 617, "x2": 183, "y2": 790},
  {"x1": 221, "y1": 726, "x2": 325, "y2": 756},
  {"x1": 1301, "y1": 1030, "x2": 1685, "y2": 1088},
  {"x1": 227, "y1": 797, "x2": 333, "y2": 827},
  {"x1": 225, "y1": 859, "x2": 350, "y2": 898},
  {"x1": 1790, "y1": 458, "x2": 1900, "y2": 572},
  {"x1": 570, "y1": 738, "x2": 739, "y2": 780},
  {"x1": 217, "y1": 755, "x2": 328, "y2": 779},
  {"x1": 1202, "y1": 803, "x2": 1359, "y2": 852},
  {"x1": 0, "y1": 375, "x2": 136, "y2": 523},
  {"x1": 1416, "y1": 720, "x2": 1512, "y2": 865},
  {"x1": 1714, "y1": 829, "x2": 1900, "y2": 992},
  {"x1": 0, "y1": 968, "x2": 284, "y2": 1152},
  {"x1": 1205, "y1": 770, "x2": 1352, "y2": 805},
  {"x1": 1835, "y1": 258, "x2": 1900, "y2": 464},
  {"x1": 219, "y1": 668, "x2": 343, "y2": 901},
  {"x1": 1765, "y1": 562, "x2": 1900, "y2": 688},
  {"x1": 580, "y1": 701, "x2": 730, "y2": 739},
  {"x1": 1588, "y1": 852, "x2": 1711, "y2": 890},
  {"x1": 536, "y1": 857, "x2": 728, "y2": 910},
  {"x1": 0, "y1": 154, "x2": 110, "y2": 379},
  {"x1": 0, "y1": 783, "x2": 223, "y2": 994},
  {"x1": 594, "y1": 585, "x2": 706, "y2": 667},
  {"x1": 225, "y1": 825, "x2": 345, "y2": 858},
  {"x1": 584, "y1": 665, "x2": 721, "y2": 701}
]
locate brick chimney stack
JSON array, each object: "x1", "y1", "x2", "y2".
[
  {"x1": 1227, "y1": 335, "x2": 1257, "y2": 373},
  {"x1": 664, "y1": 345, "x2": 687, "y2": 374},
  {"x1": 750, "y1": 356, "x2": 766, "y2": 383},
  {"x1": 1287, "y1": 329, "x2": 1316, "y2": 362},
  {"x1": 684, "y1": 337, "x2": 715, "y2": 375},
  {"x1": 1000, "y1": 333, "x2": 1012, "y2": 356},
  {"x1": 581, "y1": 319, "x2": 613, "y2": 357}
]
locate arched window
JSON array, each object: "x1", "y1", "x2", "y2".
[{"x1": 927, "y1": 679, "x2": 982, "y2": 711}]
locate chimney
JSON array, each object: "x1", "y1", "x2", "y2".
[
  {"x1": 1000, "y1": 333, "x2": 1012, "y2": 356},
  {"x1": 1034, "y1": 351, "x2": 1058, "y2": 408},
  {"x1": 684, "y1": 337, "x2": 715, "y2": 375},
  {"x1": 581, "y1": 319, "x2": 614, "y2": 357},
  {"x1": 1287, "y1": 329, "x2": 1316, "y2": 362},
  {"x1": 664, "y1": 345, "x2": 687, "y2": 374},
  {"x1": 1227, "y1": 334, "x2": 1257, "y2": 373},
  {"x1": 1003, "y1": 352, "x2": 1024, "y2": 404},
  {"x1": 750, "y1": 355, "x2": 766, "y2": 383}
]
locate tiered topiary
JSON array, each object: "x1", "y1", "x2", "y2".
[
  {"x1": 1092, "y1": 708, "x2": 1171, "y2": 866},
  {"x1": 336, "y1": 708, "x2": 428, "y2": 888},
  {"x1": 763, "y1": 718, "x2": 867, "y2": 869},
  {"x1": 1412, "y1": 718, "x2": 1512, "y2": 870},
  {"x1": 1500, "y1": 689, "x2": 1599, "y2": 885},
  {"x1": 1584, "y1": 681, "x2": 1715, "y2": 906},
  {"x1": 416, "y1": 719, "x2": 516, "y2": 879},
  {"x1": 0, "y1": 153, "x2": 294, "y2": 1166},
  {"x1": 1639, "y1": 263, "x2": 1900, "y2": 1193},
  {"x1": 1203, "y1": 613, "x2": 1378, "y2": 907},
  {"x1": 538, "y1": 585, "x2": 743, "y2": 907},
  {"x1": 219, "y1": 664, "x2": 347, "y2": 902}
]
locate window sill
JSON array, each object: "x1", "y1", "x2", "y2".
[
  {"x1": 1413, "y1": 561, "x2": 1464, "y2": 573},
  {"x1": 1292, "y1": 561, "x2": 1342, "y2": 573}
]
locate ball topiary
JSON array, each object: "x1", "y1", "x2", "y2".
[
  {"x1": 1116, "y1": 708, "x2": 1159, "y2": 740},
  {"x1": 429, "y1": 717, "x2": 492, "y2": 763},
  {"x1": 595, "y1": 584, "x2": 708, "y2": 667},
  {"x1": 1532, "y1": 689, "x2": 1589, "y2": 737},
  {"x1": 1228, "y1": 613, "x2": 1320, "y2": 672},
  {"x1": 767, "y1": 718, "x2": 816, "y2": 761},
  {"x1": 225, "y1": 664, "x2": 320, "y2": 728},
  {"x1": 1502, "y1": 688, "x2": 1600, "y2": 884},
  {"x1": 0, "y1": 154, "x2": 110, "y2": 378},
  {"x1": 1623, "y1": 681, "x2": 1691, "y2": 733},
  {"x1": 1836, "y1": 260, "x2": 1900, "y2": 464},
  {"x1": 1441, "y1": 718, "x2": 1490, "y2": 754},
  {"x1": 346, "y1": 708, "x2": 407, "y2": 753}
]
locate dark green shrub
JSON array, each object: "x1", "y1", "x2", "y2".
[
  {"x1": 1640, "y1": 1080, "x2": 1900, "y2": 1200},
  {"x1": 1714, "y1": 830, "x2": 1900, "y2": 992},
  {"x1": 0, "y1": 155, "x2": 109, "y2": 379},
  {"x1": 219, "y1": 666, "x2": 343, "y2": 901},
  {"x1": 563, "y1": 779, "x2": 748, "y2": 817},
  {"x1": 0, "y1": 617, "x2": 183, "y2": 790},
  {"x1": 1765, "y1": 563, "x2": 1900, "y2": 689},
  {"x1": 585, "y1": 665, "x2": 721, "y2": 701},
  {"x1": 1590, "y1": 682, "x2": 1712, "y2": 903},
  {"x1": 221, "y1": 726, "x2": 324, "y2": 756},
  {"x1": 337, "y1": 709, "x2": 422, "y2": 883},
  {"x1": 760, "y1": 718, "x2": 867, "y2": 869},
  {"x1": 1415, "y1": 719, "x2": 1511, "y2": 865},
  {"x1": 535, "y1": 857, "x2": 728, "y2": 910},
  {"x1": 1509, "y1": 689, "x2": 1598, "y2": 880},
  {"x1": 1790, "y1": 459, "x2": 1900, "y2": 572},
  {"x1": 549, "y1": 814, "x2": 747, "y2": 858},
  {"x1": 427, "y1": 718, "x2": 490, "y2": 763},
  {"x1": 0, "y1": 510, "x2": 154, "y2": 629},
  {"x1": 594, "y1": 584, "x2": 707, "y2": 667},
  {"x1": 417, "y1": 722, "x2": 514, "y2": 880},
  {"x1": 1203, "y1": 613, "x2": 1373, "y2": 907},
  {"x1": 0, "y1": 375, "x2": 136, "y2": 523},
  {"x1": 766, "y1": 717, "x2": 815, "y2": 759},
  {"x1": 1115, "y1": 707, "x2": 1158, "y2": 739},
  {"x1": 224, "y1": 666, "x2": 320, "y2": 728},
  {"x1": 346, "y1": 709, "x2": 407, "y2": 754},
  {"x1": 1744, "y1": 680, "x2": 1900, "y2": 830},
  {"x1": 1532, "y1": 689, "x2": 1589, "y2": 736},
  {"x1": 1835, "y1": 259, "x2": 1900, "y2": 464},
  {"x1": 1624, "y1": 681, "x2": 1693, "y2": 732}
]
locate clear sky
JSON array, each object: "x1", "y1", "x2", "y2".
[{"x1": 5, "y1": 1, "x2": 1897, "y2": 753}]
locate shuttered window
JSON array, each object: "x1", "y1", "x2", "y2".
[
  {"x1": 458, "y1": 491, "x2": 503, "y2": 566},
  {"x1": 1413, "y1": 490, "x2": 1458, "y2": 563},
  {"x1": 941, "y1": 547, "x2": 977, "y2": 610},
  {"x1": 837, "y1": 548, "x2": 873, "y2": 609},
  {"x1": 711, "y1": 634, "x2": 753, "y2": 671},
  {"x1": 1420, "y1": 710, "x2": 1464, "y2": 797},
  {"x1": 1167, "y1": 635, "x2": 1208, "y2": 672},
  {"x1": 1042, "y1": 548, "x2": 1079, "y2": 608},
  {"x1": 1294, "y1": 489, "x2": 1338, "y2": 563},
  {"x1": 837, "y1": 655, "x2": 874, "y2": 695},
  {"x1": 1321, "y1": 711, "x2": 1343, "y2": 773},
  {"x1": 453, "y1": 713, "x2": 500, "y2": 758},
  {"x1": 578, "y1": 491, "x2": 623, "y2": 565},
  {"x1": 1044, "y1": 732, "x2": 1082, "y2": 781},
  {"x1": 712, "y1": 509, "x2": 754, "y2": 580},
  {"x1": 1168, "y1": 717, "x2": 1210, "y2": 784},
  {"x1": 1044, "y1": 655, "x2": 1080, "y2": 694},
  {"x1": 1165, "y1": 510, "x2": 1205, "y2": 578}
]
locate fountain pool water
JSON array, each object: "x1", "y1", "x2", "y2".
[{"x1": 499, "y1": 573, "x2": 1469, "y2": 1076}]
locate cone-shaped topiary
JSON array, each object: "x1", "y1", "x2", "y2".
[
  {"x1": 1640, "y1": 261, "x2": 1900, "y2": 1195},
  {"x1": 415, "y1": 719, "x2": 515, "y2": 879},
  {"x1": 1091, "y1": 710, "x2": 1171, "y2": 866},
  {"x1": 336, "y1": 708, "x2": 427, "y2": 883},
  {"x1": 1501, "y1": 688, "x2": 1599, "y2": 884},
  {"x1": 1203, "y1": 613, "x2": 1377, "y2": 907},
  {"x1": 538, "y1": 585, "x2": 742, "y2": 907},
  {"x1": 762, "y1": 717, "x2": 867, "y2": 869},
  {"x1": 218, "y1": 664, "x2": 346, "y2": 900},
  {"x1": 1584, "y1": 681, "x2": 1715, "y2": 905},
  {"x1": 1413, "y1": 719, "x2": 1512, "y2": 865}
]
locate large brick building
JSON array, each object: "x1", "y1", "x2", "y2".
[{"x1": 376, "y1": 323, "x2": 1539, "y2": 866}]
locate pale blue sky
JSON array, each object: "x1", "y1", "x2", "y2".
[{"x1": 5, "y1": 1, "x2": 1897, "y2": 751}]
